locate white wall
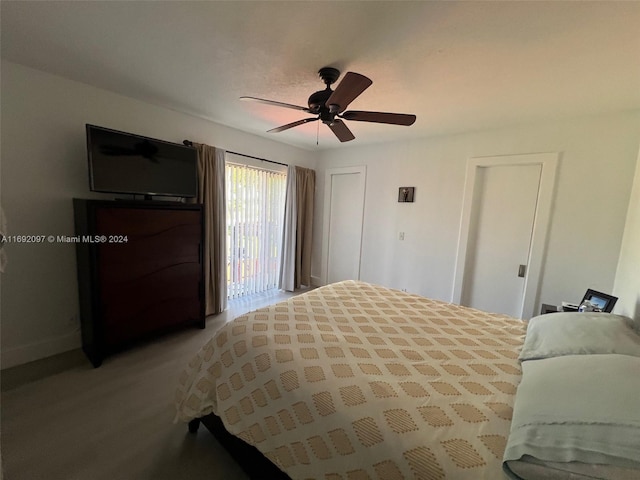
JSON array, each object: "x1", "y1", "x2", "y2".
[
  {"x1": 613, "y1": 144, "x2": 640, "y2": 321},
  {"x1": 314, "y1": 111, "x2": 640, "y2": 314},
  {"x1": 0, "y1": 61, "x2": 317, "y2": 368}
]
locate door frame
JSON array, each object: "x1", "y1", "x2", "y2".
[
  {"x1": 321, "y1": 165, "x2": 367, "y2": 285},
  {"x1": 452, "y1": 153, "x2": 558, "y2": 319}
]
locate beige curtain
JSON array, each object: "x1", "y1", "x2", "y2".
[
  {"x1": 194, "y1": 143, "x2": 227, "y2": 315},
  {"x1": 295, "y1": 167, "x2": 315, "y2": 288},
  {"x1": 279, "y1": 166, "x2": 315, "y2": 291},
  {"x1": 279, "y1": 166, "x2": 297, "y2": 291}
]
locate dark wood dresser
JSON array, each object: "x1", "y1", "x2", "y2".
[{"x1": 73, "y1": 199, "x2": 205, "y2": 367}]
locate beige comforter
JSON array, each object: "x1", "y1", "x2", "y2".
[{"x1": 175, "y1": 281, "x2": 526, "y2": 479}]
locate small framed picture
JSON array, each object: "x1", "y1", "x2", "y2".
[
  {"x1": 580, "y1": 289, "x2": 617, "y2": 313},
  {"x1": 398, "y1": 187, "x2": 415, "y2": 203}
]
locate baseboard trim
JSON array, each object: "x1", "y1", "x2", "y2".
[
  {"x1": 1, "y1": 347, "x2": 87, "y2": 391},
  {"x1": 1, "y1": 331, "x2": 81, "y2": 370}
]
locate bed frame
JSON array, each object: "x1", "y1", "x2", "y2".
[{"x1": 188, "y1": 414, "x2": 291, "y2": 480}]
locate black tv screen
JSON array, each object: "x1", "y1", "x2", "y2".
[{"x1": 87, "y1": 124, "x2": 198, "y2": 198}]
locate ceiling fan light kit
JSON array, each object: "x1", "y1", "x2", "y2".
[{"x1": 240, "y1": 67, "x2": 416, "y2": 142}]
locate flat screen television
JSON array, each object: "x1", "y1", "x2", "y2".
[{"x1": 86, "y1": 124, "x2": 198, "y2": 199}]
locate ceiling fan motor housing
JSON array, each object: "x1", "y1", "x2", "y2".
[
  {"x1": 308, "y1": 89, "x2": 333, "y2": 117},
  {"x1": 308, "y1": 92, "x2": 340, "y2": 125},
  {"x1": 309, "y1": 67, "x2": 341, "y2": 123}
]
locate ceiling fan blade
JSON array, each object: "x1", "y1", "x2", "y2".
[
  {"x1": 325, "y1": 72, "x2": 372, "y2": 113},
  {"x1": 328, "y1": 119, "x2": 355, "y2": 142},
  {"x1": 267, "y1": 117, "x2": 318, "y2": 133},
  {"x1": 240, "y1": 96, "x2": 310, "y2": 112},
  {"x1": 341, "y1": 110, "x2": 416, "y2": 126}
]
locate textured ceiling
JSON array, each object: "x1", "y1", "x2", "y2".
[{"x1": 2, "y1": 1, "x2": 639, "y2": 150}]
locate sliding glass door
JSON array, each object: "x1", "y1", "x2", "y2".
[{"x1": 225, "y1": 163, "x2": 287, "y2": 299}]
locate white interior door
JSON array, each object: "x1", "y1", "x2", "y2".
[
  {"x1": 453, "y1": 153, "x2": 558, "y2": 319},
  {"x1": 322, "y1": 166, "x2": 366, "y2": 284},
  {"x1": 462, "y1": 164, "x2": 541, "y2": 317}
]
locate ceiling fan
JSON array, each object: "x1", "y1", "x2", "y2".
[{"x1": 240, "y1": 67, "x2": 416, "y2": 142}]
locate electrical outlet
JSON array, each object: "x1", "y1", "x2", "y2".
[{"x1": 399, "y1": 231, "x2": 405, "y2": 241}]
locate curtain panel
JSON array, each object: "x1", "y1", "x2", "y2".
[
  {"x1": 194, "y1": 143, "x2": 227, "y2": 315},
  {"x1": 279, "y1": 166, "x2": 297, "y2": 291},
  {"x1": 279, "y1": 166, "x2": 315, "y2": 291},
  {"x1": 295, "y1": 166, "x2": 315, "y2": 288}
]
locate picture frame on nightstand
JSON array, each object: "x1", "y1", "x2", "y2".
[{"x1": 580, "y1": 289, "x2": 617, "y2": 313}]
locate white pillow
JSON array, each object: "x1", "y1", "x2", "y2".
[{"x1": 519, "y1": 312, "x2": 640, "y2": 361}]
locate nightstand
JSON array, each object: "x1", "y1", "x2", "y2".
[{"x1": 540, "y1": 303, "x2": 561, "y2": 315}]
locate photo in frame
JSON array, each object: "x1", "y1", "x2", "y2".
[
  {"x1": 398, "y1": 187, "x2": 415, "y2": 203},
  {"x1": 580, "y1": 289, "x2": 617, "y2": 313}
]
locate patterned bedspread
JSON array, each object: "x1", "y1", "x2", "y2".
[{"x1": 175, "y1": 281, "x2": 527, "y2": 479}]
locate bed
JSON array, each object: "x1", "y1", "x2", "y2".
[
  {"x1": 176, "y1": 281, "x2": 527, "y2": 478},
  {"x1": 175, "y1": 281, "x2": 640, "y2": 479}
]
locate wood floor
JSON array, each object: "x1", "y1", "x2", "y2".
[{"x1": 1, "y1": 288, "x2": 306, "y2": 480}]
